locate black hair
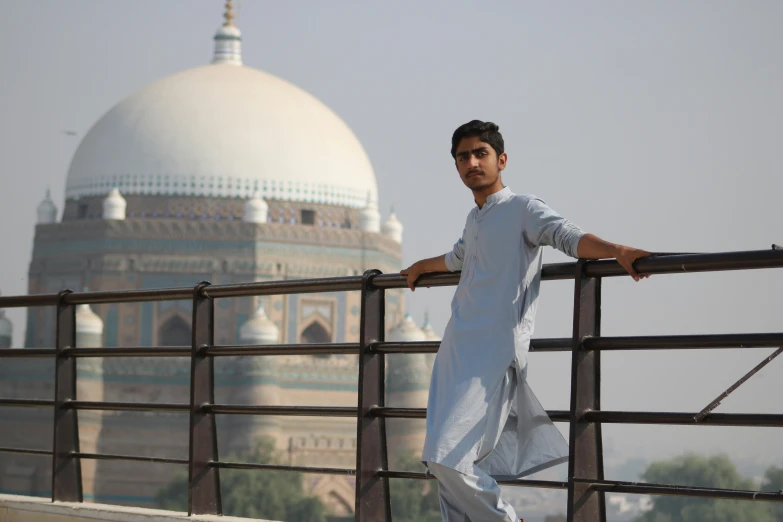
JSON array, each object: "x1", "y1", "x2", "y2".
[{"x1": 450, "y1": 120, "x2": 504, "y2": 159}]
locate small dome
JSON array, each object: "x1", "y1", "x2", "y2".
[
  {"x1": 0, "y1": 310, "x2": 12, "y2": 340},
  {"x1": 102, "y1": 188, "x2": 127, "y2": 220},
  {"x1": 243, "y1": 192, "x2": 269, "y2": 223},
  {"x1": 388, "y1": 313, "x2": 427, "y2": 343},
  {"x1": 76, "y1": 304, "x2": 104, "y2": 336},
  {"x1": 240, "y1": 304, "x2": 280, "y2": 344},
  {"x1": 420, "y1": 313, "x2": 440, "y2": 341},
  {"x1": 358, "y1": 193, "x2": 381, "y2": 233},
  {"x1": 37, "y1": 189, "x2": 58, "y2": 224},
  {"x1": 382, "y1": 208, "x2": 403, "y2": 243}
]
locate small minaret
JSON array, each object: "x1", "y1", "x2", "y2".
[
  {"x1": 420, "y1": 312, "x2": 440, "y2": 368},
  {"x1": 386, "y1": 313, "x2": 430, "y2": 459},
  {"x1": 243, "y1": 192, "x2": 269, "y2": 223},
  {"x1": 358, "y1": 192, "x2": 381, "y2": 233},
  {"x1": 229, "y1": 303, "x2": 282, "y2": 453},
  {"x1": 75, "y1": 302, "x2": 104, "y2": 501},
  {"x1": 36, "y1": 189, "x2": 58, "y2": 224},
  {"x1": 0, "y1": 293, "x2": 12, "y2": 348},
  {"x1": 381, "y1": 207, "x2": 403, "y2": 243},
  {"x1": 102, "y1": 188, "x2": 127, "y2": 220},
  {"x1": 212, "y1": 0, "x2": 242, "y2": 65}
]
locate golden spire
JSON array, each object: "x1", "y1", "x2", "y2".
[{"x1": 223, "y1": 0, "x2": 235, "y2": 27}]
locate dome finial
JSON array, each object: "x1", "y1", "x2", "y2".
[
  {"x1": 223, "y1": 0, "x2": 236, "y2": 27},
  {"x1": 212, "y1": 0, "x2": 242, "y2": 65}
]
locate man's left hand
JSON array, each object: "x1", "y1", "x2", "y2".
[{"x1": 615, "y1": 246, "x2": 651, "y2": 282}]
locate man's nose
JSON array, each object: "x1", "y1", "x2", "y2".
[{"x1": 468, "y1": 155, "x2": 480, "y2": 168}]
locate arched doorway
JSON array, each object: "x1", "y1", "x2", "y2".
[
  {"x1": 300, "y1": 321, "x2": 332, "y2": 357},
  {"x1": 159, "y1": 315, "x2": 191, "y2": 346}
]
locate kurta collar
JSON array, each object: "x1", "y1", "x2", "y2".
[{"x1": 476, "y1": 186, "x2": 512, "y2": 213}]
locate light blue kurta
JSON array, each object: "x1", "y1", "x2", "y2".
[{"x1": 422, "y1": 186, "x2": 585, "y2": 479}]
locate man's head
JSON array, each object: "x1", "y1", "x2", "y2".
[{"x1": 451, "y1": 120, "x2": 507, "y2": 193}]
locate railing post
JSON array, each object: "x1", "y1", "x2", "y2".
[
  {"x1": 354, "y1": 270, "x2": 391, "y2": 522},
  {"x1": 567, "y1": 261, "x2": 605, "y2": 522},
  {"x1": 187, "y1": 282, "x2": 222, "y2": 515},
  {"x1": 52, "y1": 289, "x2": 83, "y2": 502}
]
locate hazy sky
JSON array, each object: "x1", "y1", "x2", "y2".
[{"x1": 1, "y1": 1, "x2": 782, "y2": 473}]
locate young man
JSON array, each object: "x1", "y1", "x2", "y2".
[{"x1": 401, "y1": 120, "x2": 650, "y2": 522}]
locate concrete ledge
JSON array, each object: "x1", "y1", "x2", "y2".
[{"x1": 0, "y1": 495, "x2": 280, "y2": 522}]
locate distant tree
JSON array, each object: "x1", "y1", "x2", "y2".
[
  {"x1": 155, "y1": 437, "x2": 326, "y2": 522},
  {"x1": 388, "y1": 453, "x2": 442, "y2": 522},
  {"x1": 633, "y1": 454, "x2": 774, "y2": 522},
  {"x1": 761, "y1": 465, "x2": 783, "y2": 519}
]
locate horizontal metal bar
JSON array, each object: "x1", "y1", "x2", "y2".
[
  {"x1": 65, "y1": 401, "x2": 189, "y2": 413},
  {"x1": 0, "y1": 447, "x2": 52, "y2": 456},
  {"x1": 0, "y1": 349, "x2": 56, "y2": 358},
  {"x1": 584, "y1": 333, "x2": 783, "y2": 351},
  {"x1": 1, "y1": 250, "x2": 780, "y2": 309},
  {"x1": 211, "y1": 461, "x2": 356, "y2": 475},
  {"x1": 378, "y1": 470, "x2": 568, "y2": 489},
  {"x1": 74, "y1": 452, "x2": 188, "y2": 465},
  {"x1": 372, "y1": 337, "x2": 573, "y2": 355},
  {"x1": 585, "y1": 249, "x2": 783, "y2": 278},
  {"x1": 369, "y1": 407, "x2": 571, "y2": 423},
  {"x1": 205, "y1": 405, "x2": 357, "y2": 417},
  {"x1": 206, "y1": 343, "x2": 360, "y2": 357},
  {"x1": 0, "y1": 399, "x2": 54, "y2": 408},
  {"x1": 583, "y1": 410, "x2": 783, "y2": 427},
  {"x1": 63, "y1": 347, "x2": 192, "y2": 357},
  {"x1": 582, "y1": 479, "x2": 783, "y2": 502}
]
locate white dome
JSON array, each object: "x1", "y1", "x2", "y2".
[
  {"x1": 102, "y1": 188, "x2": 127, "y2": 220},
  {"x1": 37, "y1": 190, "x2": 57, "y2": 224},
  {"x1": 243, "y1": 192, "x2": 269, "y2": 223},
  {"x1": 240, "y1": 305, "x2": 279, "y2": 344},
  {"x1": 388, "y1": 313, "x2": 427, "y2": 343},
  {"x1": 358, "y1": 194, "x2": 381, "y2": 233},
  {"x1": 0, "y1": 310, "x2": 12, "y2": 339},
  {"x1": 76, "y1": 304, "x2": 104, "y2": 336},
  {"x1": 382, "y1": 209, "x2": 403, "y2": 243},
  {"x1": 65, "y1": 63, "x2": 378, "y2": 209}
]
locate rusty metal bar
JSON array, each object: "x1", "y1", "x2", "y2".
[
  {"x1": 378, "y1": 469, "x2": 569, "y2": 489},
  {"x1": 211, "y1": 461, "x2": 357, "y2": 475},
  {"x1": 0, "y1": 447, "x2": 52, "y2": 456},
  {"x1": 187, "y1": 282, "x2": 221, "y2": 516},
  {"x1": 206, "y1": 342, "x2": 359, "y2": 357},
  {"x1": 64, "y1": 346, "x2": 191, "y2": 357},
  {"x1": 695, "y1": 347, "x2": 783, "y2": 421},
  {"x1": 0, "y1": 399, "x2": 54, "y2": 408},
  {"x1": 583, "y1": 411, "x2": 783, "y2": 427},
  {"x1": 51, "y1": 289, "x2": 82, "y2": 503},
  {"x1": 584, "y1": 333, "x2": 783, "y2": 351},
  {"x1": 354, "y1": 269, "x2": 391, "y2": 522},
  {"x1": 66, "y1": 401, "x2": 189, "y2": 412},
  {"x1": 74, "y1": 452, "x2": 188, "y2": 465},
  {"x1": 567, "y1": 262, "x2": 605, "y2": 522},
  {"x1": 581, "y1": 478, "x2": 783, "y2": 502},
  {"x1": 205, "y1": 405, "x2": 356, "y2": 416},
  {"x1": 0, "y1": 348, "x2": 56, "y2": 358}
]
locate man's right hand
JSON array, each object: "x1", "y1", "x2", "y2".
[{"x1": 400, "y1": 262, "x2": 423, "y2": 291}]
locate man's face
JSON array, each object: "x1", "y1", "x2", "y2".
[{"x1": 454, "y1": 136, "x2": 507, "y2": 191}]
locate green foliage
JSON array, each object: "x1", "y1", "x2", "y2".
[
  {"x1": 633, "y1": 454, "x2": 775, "y2": 522},
  {"x1": 761, "y1": 466, "x2": 783, "y2": 519},
  {"x1": 155, "y1": 437, "x2": 326, "y2": 522},
  {"x1": 389, "y1": 453, "x2": 442, "y2": 522}
]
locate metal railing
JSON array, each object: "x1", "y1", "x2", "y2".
[{"x1": 1, "y1": 249, "x2": 783, "y2": 522}]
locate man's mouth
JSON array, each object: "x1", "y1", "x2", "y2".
[{"x1": 466, "y1": 171, "x2": 483, "y2": 179}]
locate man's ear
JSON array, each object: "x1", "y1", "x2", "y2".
[{"x1": 498, "y1": 152, "x2": 508, "y2": 170}]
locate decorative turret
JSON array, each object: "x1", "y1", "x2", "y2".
[
  {"x1": 381, "y1": 207, "x2": 403, "y2": 243},
  {"x1": 358, "y1": 192, "x2": 381, "y2": 233},
  {"x1": 212, "y1": 0, "x2": 242, "y2": 65},
  {"x1": 230, "y1": 303, "x2": 282, "y2": 453},
  {"x1": 76, "y1": 303, "x2": 104, "y2": 347},
  {"x1": 102, "y1": 188, "x2": 127, "y2": 220},
  {"x1": 0, "y1": 294, "x2": 12, "y2": 348},
  {"x1": 243, "y1": 192, "x2": 269, "y2": 223},
  {"x1": 36, "y1": 189, "x2": 57, "y2": 224}
]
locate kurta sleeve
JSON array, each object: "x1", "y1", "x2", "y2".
[
  {"x1": 522, "y1": 197, "x2": 585, "y2": 258},
  {"x1": 444, "y1": 227, "x2": 467, "y2": 272}
]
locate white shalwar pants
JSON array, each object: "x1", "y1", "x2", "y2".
[{"x1": 428, "y1": 461, "x2": 518, "y2": 522}]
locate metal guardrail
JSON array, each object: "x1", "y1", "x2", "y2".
[{"x1": 0, "y1": 249, "x2": 782, "y2": 522}]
